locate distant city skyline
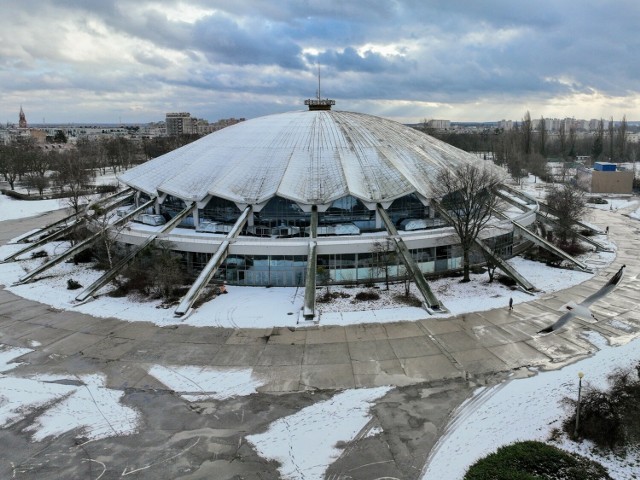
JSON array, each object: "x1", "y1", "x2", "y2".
[{"x1": 2, "y1": 1, "x2": 639, "y2": 125}]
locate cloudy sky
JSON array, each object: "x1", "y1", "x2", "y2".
[{"x1": 2, "y1": 0, "x2": 639, "y2": 125}]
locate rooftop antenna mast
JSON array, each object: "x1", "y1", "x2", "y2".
[{"x1": 305, "y1": 62, "x2": 335, "y2": 111}]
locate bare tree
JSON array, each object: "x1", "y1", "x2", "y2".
[
  {"x1": 528, "y1": 153, "x2": 548, "y2": 183},
  {"x1": 0, "y1": 145, "x2": 26, "y2": 190},
  {"x1": 567, "y1": 122, "x2": 577, "y2": 158},
  {"x1": 616, "y1": 115, "x2": 627, "y2": 162},
  {"x1": 608, "y1": 116, "x2": 615, "y2": 161},
  {"x1": 559, "y1": 122, "x2": 567, "y2": 159},
  {"x1": 371, "y1": 238, "x2": 396, "y2": 290},
  {"x1": 592, "y1": 118, "x2": 605, "y2": 162},
  {"x1": 432, "y1": 163, "x2": 502, "y2": 282},
  {"x1": 52, "y1": 150, "x2": 95, "y2": 214},
  {"x1": 522, "y1": 111, "x2": 533, "y2": 156},
  {"x1": 545, "y1": 183, "x2": 586, "y2": 245},
  {"x1": 538, "y1": 116, "x2": 547, "y2": 157},
  {"x1": 23, "y1": 171, "x2": 49, "y2": 195}
]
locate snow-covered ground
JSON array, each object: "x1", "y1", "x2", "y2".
[
  {"x1": 0, "y1": 236, "x2": 613, "y2": 328},
  {"x1": 148, "y1": 365, "x2": 265, "y2": 401},
  {"x1": 0, "y1": 193, "x2": 69, "y2": 221},
  {"x1": 247, "y1": 387, "x2": 392, "y2": 480},
  {"x1": 0, "y1": 344, "x2": 140, "y2": 442},
  {"x1": 423, "y1": 331, "x2": 640, "y2": 479},
  {"x1": 2, "y1": 183, "x2": 640, "y2": 479}
]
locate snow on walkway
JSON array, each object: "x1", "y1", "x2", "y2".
[
  {"x1": 148, "y1": 365, "x2": 264, "y2": 401},
  {"x1": 247, "y1": 387, "x2": 391, "y2": 480},
  {"x1": 422, "y1": 332, "x2": 640, "y2": 480},
  {"x1": 0, "y1": 344, "x2": 140, "y2": 442}
]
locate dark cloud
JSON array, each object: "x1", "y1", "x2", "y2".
[{"x1": 1, "y1": 0, "x2": 639, "y2": 123}]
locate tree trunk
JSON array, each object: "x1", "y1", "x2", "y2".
[{"x1": 462, "y1": 248, "x2": 471, "y2": 282}]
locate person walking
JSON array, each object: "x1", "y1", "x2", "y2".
[{"x1": 509, "y1": 297, "x2": 513, "y2": 311}]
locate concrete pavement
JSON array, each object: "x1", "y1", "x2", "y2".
[{"x1": 0, "y1": 204, "x2": 638, "y2": 479}]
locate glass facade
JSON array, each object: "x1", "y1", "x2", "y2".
[
  {"x1": 318, "y1": 195, "x2": 376, "y2": 231},
  {"x1": 387, "y1": 193, "x2": 428, "y2": 225},
  {"x1": 188, "y1": 253, "x2": 308, "y2": 287},
  {"x1": 182, "y1": 242, "x2": 469, "y2": 287},
  {"x1": 201, "y1": 197, "x2": 241, "y2": 223}
]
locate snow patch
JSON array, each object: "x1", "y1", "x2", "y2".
[
  {"x1": 247, "y1": 386, "x2": 392, "y2": 480},
  {"x1": 148, "y1": 365, "x2": 264, "y2": 401}
]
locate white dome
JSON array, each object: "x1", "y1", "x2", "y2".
[{"x1": 119, "y1": 109, "x2": 499, "y2": 206}]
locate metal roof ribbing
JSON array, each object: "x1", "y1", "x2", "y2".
[{"x1": 118, "y1": 109, "x2": 505, "y2": 206}]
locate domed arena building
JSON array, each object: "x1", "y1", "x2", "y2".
[
  {"x1": 16, "y1": 99, "x2": 588, "y2": 320},
  {"x1": 109, "y1": 99, "x2": 544, "y2": 318}
]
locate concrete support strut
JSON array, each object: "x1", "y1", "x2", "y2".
[
  {"x1": 513, "y1": 220, "x2": 592, "y2": 273},
  {"x1": 500, "y1": 184, "x2": 601, "y2": 234},
  {"x1": 431, "y1": 199, "x2": 536, "y2": 292},
  {"x1": 303, "y1": 208, "x2": 319, "y2": 320},
  {"x1": 3, "y1": 192, "x2": 135, "y2": 263},
  {"x1": 75, "y1": 203, "x2": 195, "y2": 303},
  {"x1": 535, "y1": 213, "x2": 612, "y2": 253},
  {"x1": 16, "y1": 188, "x2": 134, "y2": 244},
  {"x1": 494, "y1": 187, "x2": 598, "y2": 269},
  {"x1": 174, "y1": 206, "x2": 252, "y2": 317},
  {"x1": 15, "y1": 199, "x2": 156, "y2": 285},
  {"x1": 376, "y1": 205, "x2": 442, "y2": 312}
]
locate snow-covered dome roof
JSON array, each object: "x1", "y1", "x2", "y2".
[{"x1": 119, "y1": 109, "x2": 499, "y2": 206}]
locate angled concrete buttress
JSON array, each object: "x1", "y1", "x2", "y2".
[
  {"x1": 512, "y1": 220, "x2": 592, "y2": 272},
  {"x1": 303, "y1": 208, "x2": 318, "y2": 320},
  {"x1": 431, "y1": 199, "x2": 536, "y2": 292},
  {"x1": 15, "y1": 188, "x2": 134, "y2": 244},
  {"x1": 15, "y1": 199, "x2": 156, "y2": 285},
  {"x1": 500, "y1": 184, "x2": 601, "y2": 234},
  {"x1": 173, "y1": 206, "x2": 252, "y2": 317},
  {"x1": 75, "y1": 203, "x2": 195, "y2": 303},
  {"x1": 493, "y1": 188, "x2": 598, "y2": 270},
  {"x1": 376, "y1": 205, "x2": 443, "y2": 312},
  {"x1": 3, "y1": 191, "x2": 135, "y2": 263},
  {"x1": 535, "y1": 213, "x2": 612, "y2": 252}
]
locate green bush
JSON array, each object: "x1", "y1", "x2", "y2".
[{"x1": 464, "y1": 441, "x2": 611, "y2": 479}]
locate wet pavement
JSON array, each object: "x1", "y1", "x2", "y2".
[{"x1": 0, "y1": 205, "x2": 638, "y2": 479}]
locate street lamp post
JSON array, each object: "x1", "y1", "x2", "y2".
[{"x1": 574, "y1": 372, "x2": 584, "y2": 437}]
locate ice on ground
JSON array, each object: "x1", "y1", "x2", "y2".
[
  {"x1": 247, "y1": 386, "x2": 391, "y2": 480},
  {"x1": 148, "y1": 365, "x2": 264, "y2": 401}
]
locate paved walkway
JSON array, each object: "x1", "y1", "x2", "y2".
[
  {"x1": 1, "y1": 207, "x2": 638, "y2": 394},
  {"x1": 1, "y1": 205, "x2": 639, "y2": 480}
]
